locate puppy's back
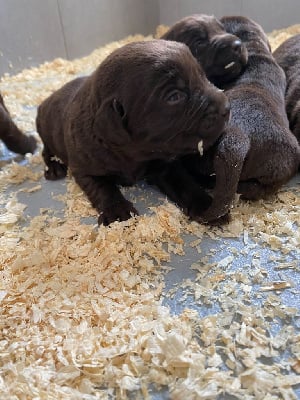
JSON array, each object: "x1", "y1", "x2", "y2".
[
  {"x1": 274, "y1": 34, "x2": 300, "y2": 142},
  {"x1": 36, "y1": 77, "x2": 86, "y2": 163},
  {"x1": 273, "y1": 34, "x2": 300, "y2": 76},
  {"x1": 221, "y1": 17, "x2": 300, "y2": 180}
]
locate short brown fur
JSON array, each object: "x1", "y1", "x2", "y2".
[{"x1": 36, "y1": 40, "x2": 229, "y2": 225}]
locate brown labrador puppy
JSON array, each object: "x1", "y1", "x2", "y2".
[
  {"x1": 181, "y1": 16, "x2": 300, "y2": 223},
  {"x1": 36, "y1": 40, "x2": 230, "y2": 225},
  {"x1": 273, "y1": 34, "x2": 300, "y2": 144},
  {"x1": 0, "y1": 93, "x2": 36, "y2": 155},
  {"x1": 161, "y1": 14, "x2": 248, "y2": 87}
]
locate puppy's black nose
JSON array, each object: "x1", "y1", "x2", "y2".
[{"x1": 232, "y1": 39, "x2": 242, "y2": 54}]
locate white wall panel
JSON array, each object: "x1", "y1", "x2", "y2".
[
  {"x1": 159, "y1": 0, "x2": 243, "y2": 26},
  {"x1": 241, "y1": 0, "x2": 300, "y2": 32},
  {"x1": 0, "y1": 0, "x2": 66, "y2": 76},
  {"x1": 159, "y1": 0, "x2": 300, "y2": 33},
  {"x1": 0, "y1": 0, "x2": 299, "y2": 77},
  {"x1": 57, "y1": 0, "x2": 159, "y2": 60}
]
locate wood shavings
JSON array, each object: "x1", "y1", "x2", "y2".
[
  {"x1": 18, "y1": 184, "x2": 42, "y2": 193},
  {"x1": 216, "y1": 255, "x2": 234, "y2": 268},
  {"x1": 0, "y1": 25, "x2": 299, "y2": 400},
  {"x1": 268, "y1": 24, "x2": 300, "y2": 50},
  {"x1": 0, "y1": 197, "x2": 26, "y2": 225},
  {"x1": 0, "y1": 154, "x2": 43, "y2": 185},
  {"x1": 292, "y1": 359, "x2": 300, "y2": 374},
  {"x1": 260, "y1": 281, "x2": 292, "y2": 292}
]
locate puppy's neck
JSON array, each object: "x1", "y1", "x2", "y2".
[{"x1": 239, "y1": 41, "x2": 286, "y2": 97}]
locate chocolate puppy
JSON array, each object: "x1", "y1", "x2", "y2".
[
  {"x1": 182, "y1": 16, "x2": 300, "y2": 222},
  {"x1": 273, "y1": 34, "x2": 300, "y2": 144},
  {"x1": 161, "y1": 14, "x2": 248, "y2": 87},
  {"x1": 0, "y1": 93, "x2": 36, "y2": 155},
  {"x1": 36, "y1": 40, "x2": 229, "y2": 225}
]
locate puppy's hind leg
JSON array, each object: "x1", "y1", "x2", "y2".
[
  {"x1": 238, "y1": 146, "x2": 300, "y2": 199},
  {"x1": 146, "y1": 159, "x2": 213, "y2": 221},
  {"x1": 237, "y1": 180, "x2": 280, "y2": 200},
  {"x1": 42, "y1": 144, "x2": 67, "y2": 180}
]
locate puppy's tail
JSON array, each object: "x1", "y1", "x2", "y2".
[{"x1": 0, "y1": 103, "x2": 37, "y2": 155}]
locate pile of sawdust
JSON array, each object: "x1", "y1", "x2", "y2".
[
  {"x1": 0, "y1": 24, "x2": 299, "y2": 400},
  {"x1": 268, "y1": 24, "x2": 300, "y2": 50}
]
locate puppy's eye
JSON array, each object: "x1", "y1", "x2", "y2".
[
  {"x1": 166, "y1": 90, "x2": 186, "y2": 105},
  {"x1": 195, "y1": 32, "x2": 208, "y2": 44}
]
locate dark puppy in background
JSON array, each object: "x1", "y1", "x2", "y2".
[
  {"x1": 273, "y1": 34, "x2": 300, "y2": 144},
  {"x1": 36, "y1": 40, "x2": 229, "y2": 225},
  {"x1": 161, "y1": 14, "x2": 248, "y2": 87},
  {"x1": 0, "y1": 93, "x2": 36, "y2": 155},
  {"x1": 182, "y1": 16, "x2": 300, "y2": 223}
]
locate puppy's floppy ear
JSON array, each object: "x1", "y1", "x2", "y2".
[
  {"x1": 112, "y1": 98, "x2": 128, "y2": 128},
  {"x1": 112, "y1": 98, "x2": 125, "y2": 118},
  {"x1": 92, "y1": 97, "x2": 131, "y2": 146}
]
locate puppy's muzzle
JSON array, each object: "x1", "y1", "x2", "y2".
[
  {"x1": 204, "y1": 91, "x2": 230, "y2": 121},
  {"x1": 220, "y1": 98, "x2": 231, "y2": 121},
  {"x1": 213, "y1": 35, "x2": 245, "y2": 70}
]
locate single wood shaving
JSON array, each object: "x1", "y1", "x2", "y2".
[{"x1": 260, "y1": 281, "x2": 292, "y2": 292}]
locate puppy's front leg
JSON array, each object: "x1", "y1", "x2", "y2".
[
  {"x1": 198, "y1": 128, "x2": 250, "y2": 224},
  {"x1": 73, "y1": 174, "x2": 138, "y2": 225},
  {"x1": 147, "y1": 160, "x2": 212, "y2": 221}
]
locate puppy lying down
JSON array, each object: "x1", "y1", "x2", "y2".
[
  {"x1": 273, "y1": 34, "x2": 300, "y2": 145},
  {"x1": 0, "y1": 93, "x2": 37, "y2": 155},
  {"x1": 161, "y1": 14, "x2": 248, "y2": 87},
  {"x1": 181, "y1": 16, "x2": 300, "y2": 222},
  {"x1": 36, "y1": 40, "x2": 229, "y2": 225}
]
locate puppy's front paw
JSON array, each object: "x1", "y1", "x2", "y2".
[
  {"x1": 205, "y1": 213, "x2": 231, "y2": 226},
  {"x1": 98, "y1": 200, "x2": 138, "y2": 226},
  {"x1": 185, "y1": 192, "x2": 212, "y2": 221},
  {"x1": 16, "y1": 135, "x2": 37, "y2": 155},
  {"x1": 23, "y1": 135, "x2": 37, "y2": 154},
  {"x1": 44, "y1": 161, "x2": 67, "y2": 180},
  {"x1": 196, "y1": 207, "x2": 231, "y2": 226}
]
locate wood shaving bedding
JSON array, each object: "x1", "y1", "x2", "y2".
[
  {"x1": 268, "y1": 24, "x2": 300, "y2": 50},
  {"x1": 0, "y1": 26, "x2": 300, "y2": 399}
]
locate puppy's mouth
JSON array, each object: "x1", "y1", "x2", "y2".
[{"x1": 137, "y1": 138, "x2": 204, "y2": 161}]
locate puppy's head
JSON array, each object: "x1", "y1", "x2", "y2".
[
  {"x1": 161, "y1": 14, "x2": 248, "y2": 86},
  {"x1": 92, "y1": 40, "x2": 229, "y2": 161},
  {"x1": 220, "y1": 16, "x2": 271, "y2": 54}
]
